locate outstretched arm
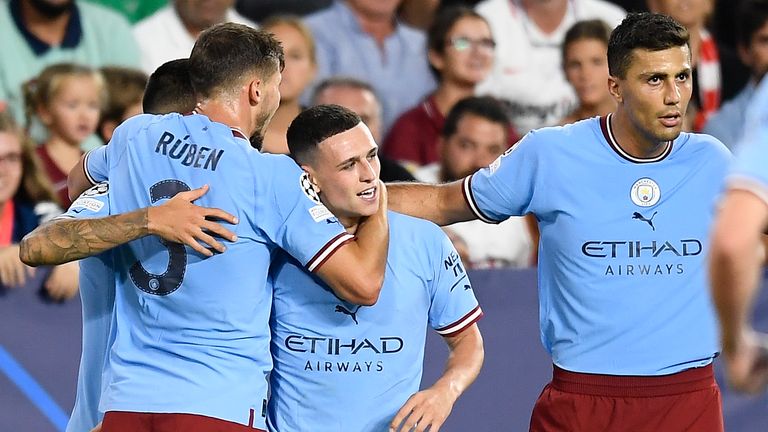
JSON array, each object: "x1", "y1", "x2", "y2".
[
  {"x1": 709, "y1": 188, "x2": 768, "y2": 394},
  {"x1": 387, "y1": 180, "x2": 476, "y2": 226},
  {"x1": 68, "y1": 155, "x2": 92, "y2": 201},
  {"x1": 20, "y1": 185, "x2": 237, "y2": 266},
  {"x1": 390, "y1": 324, "x2": 484, "y2": 432}
]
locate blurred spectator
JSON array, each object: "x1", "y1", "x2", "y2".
[
  {"x1": 0, "y1": 109, "x2": 77, "y2": 300},
  {"x1": 93, "y1": 0, "x2": 166, "y2": 23},
  {"x1": 0, "y1": 0, "x2": 139, "y2": 130},
  {"x1": 313, "y1": 77, "x2": 415, "y2": 182},
  {"x1": 142, "y1": 58, "x2": 197, "y2": 115},
  {"x1": 262, "y1": 16, "x2": 317, "y2": 154},
  {"x1": 559, "y1": 19, "x2": 615, "y2": 124},
  {"x1": 414, "y1": 96, "x2": 534, "y2": 269},
  {"x1": 236, "y1": 0, "x2": 332, "y2": 22},
  {"x1": 704, "y1": 0, "x2": 768, "y2": 150},
  {"x1": 132, "y1": 0, "x2": 256, "y2": 75},
  {"x1": 304, "y1": 0, "x2": 436, "y2": 133},
  {"x1": 399, "y1": 0, "x2": 439, "y2": 29},
  {"x1": 647, "y1": 0, "x2": 749, "y2": 131},
  {"x1": 475, "y1": 0, "x2": 625, "y2": 134},
  {"x1": 383, "y1": 6, "x2": 500, "y2": 167},
  {"x1": 98, "y1": 66, "x2": 147, "y2": 143},
  {"x1": 23, "y1": 63, "x2": 105, "y2": 207}
]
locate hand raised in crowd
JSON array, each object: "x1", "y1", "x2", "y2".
[
  {"x1": 723, "y1": 330, "x2": 768, "y2": 394},
  {"x1": 0, "y1": 245, "x2": 35, "y2": 288},
  {"x1": 147, "y1": 184, "x2": 238, "y2": 257},
  {"x1": 44, "y1": 261, "x2": 79, "y2": 301}
]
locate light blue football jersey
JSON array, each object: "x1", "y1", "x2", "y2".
[
  {"x1": 466, "y1": 115, "x2": 731, "y2": 375},
  {"x1": 267, "y1": 212, "x2": 482, "y2": 432},
  {"x1": 83, "y1": 113, "x2": 352, "y2": 428},
  {"x1": 60, "y1": 183, "x2": 115, "y2": 432},
  {"x1": 729, "y1": 77, "x2": 768, "y2": 194}
]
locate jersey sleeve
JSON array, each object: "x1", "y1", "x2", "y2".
[
  {"x1": 465, "y1": 132, "x2": 541, "y2": 223},
  {"x1": 83, "y1": 115, "x2": 147, "y2": 184},
  {"x1": 262, "y1": 155, "x2": 354, "y2": 272},
  {"x1": 728, "y1": 79, "x2": 768, "y2": 204},
  {"x1": 58, "y1": 182, "x2": 111, "y2": 220},
  {"x1": 427, "y1": 225, "x2": 483, "y2": 338}
]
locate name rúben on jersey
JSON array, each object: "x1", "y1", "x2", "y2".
[{"x1": 154, "y1": 131, "x2": 224, "y2": 171}]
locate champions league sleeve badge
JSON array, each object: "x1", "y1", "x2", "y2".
[{"x1": 630, "y1": 178, "x2": 660, "y2": 207}]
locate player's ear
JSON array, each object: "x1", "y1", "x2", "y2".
[
  {"x1": 247, "y1": 78, "x2": 262, "y2": 106},
  {"x1": 608, "y1": 75, "x2": 622, "y2": 103}
]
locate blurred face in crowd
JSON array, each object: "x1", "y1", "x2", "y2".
[
  {"x1": 648, "y1": 0, "x2": 712, "y2": 29},
  {"x1": 174, "y1": 0, "x2": 234, "y2": 31},
  {"x1": 431, "y1": 16, "x2": 495, "y2": 86},
  {"x1": 27, "y1": 0, "x2": 74, "y2": 18},
  {"x1": 303, "y1": 123, "x2": 381, "y2": 225},
  {"x1": 740, "y1": 20, "x2": 768, "y2": 81},
  {"x1": 266, "y1": 23, "x2": 316, "y2": 104},
  {"x1": 314, "y1": 86, "x2": 383, "y2": 142},
  {"x1": 39, "y1": 75, "x2": 101, "y2": 146},
  {"x1": 347, "y1": 0, "x2": 402, "y2": 20},
  {"x1": 610, "y1": 46, "x2": 692, "y2": 143},
  {"x1": 0, "y1": 131, "x2": 23, "y2": 205},
  {"x1": 564, "y1": 37, "x2": 611, "y2": 107},
  {"x1": 441, "y1": 113, "x2": 507, "y2": 182}
]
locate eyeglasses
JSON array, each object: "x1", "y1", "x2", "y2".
[
  {"x1": 447, "y1": 37, "x2": 496, "y2": 52},
  {"x1": 0, "y1": 153, "x2": 22, "y2": 167}
]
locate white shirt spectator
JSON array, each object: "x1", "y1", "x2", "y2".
[
  {"x1": 475, "y1": 0, "x2": 625, "y2": 133},
  {"x1": 416, "y1": 163, "x2": 533, "y2": 269},
  {"x1": 133, "y1": 5, "x2": 256, "y2": 74}
]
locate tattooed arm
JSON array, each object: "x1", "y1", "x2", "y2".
[{"x1": 19, "y1": 185, "x2": 238, "y2": 266}]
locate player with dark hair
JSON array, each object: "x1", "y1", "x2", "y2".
[
  {"x1": 388, "y1": 12, "x2": 729, "y2": 431},
  {"x1": 142, "y1": 59, "x2": 197, "y2": 115},
  {"x1": 59, "y1": 22, "x2": 389, "y2": 432},
  {"x1": 267, "y1": 104, "x2": 483, "y2": 432}
]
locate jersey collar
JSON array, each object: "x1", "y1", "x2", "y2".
[{"x1": 600, "y1": 114, "x2": 673, "y2": 164}]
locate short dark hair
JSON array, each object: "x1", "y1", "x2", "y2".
[
  {"x1": 737, "y1": 0, "x2": 768, "y2": 48},
  {"x1": 607, "y1": 13, "x2": 689, "y2": 79},
  {"x1": 143, "y1": 59, "x2": 196, "y2": 114},
  {"x1": 188, "y1": 23, "x2": 285, "y2": 99},
  {"x1": 562, "y1": 20, "x2": 612, "y2": 63},
  {"x1": 427, "y1": 6, "x2": 488, "y2": 79},
  {"x1": 287, "y1": 104, "x2": 362, "y2": 164},
  {"x1": 442, "y1": 96, "x2": 511, "y2": 139}
]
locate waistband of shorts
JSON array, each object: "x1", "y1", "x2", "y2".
[{"x1": 551, "y1": 364, "x2": 716, "y2": 397}]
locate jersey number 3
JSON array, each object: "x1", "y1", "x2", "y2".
[{"x1": 129, "y1": 180, "x2": 190, "y2": 296}]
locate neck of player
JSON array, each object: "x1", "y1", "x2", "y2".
[
  {"x1": 610, "y1": 109, "x2": 670, "y2": 159},
  {"x1": 195, "y1": 99, "x2": 255, "y2": 139}
]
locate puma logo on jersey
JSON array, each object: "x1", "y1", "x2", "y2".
[
  {"x1": 632, "y1": 211, "x2": 658, "y2": 231},
  {"x1": 335, "y1": 305, "x2": 362, "y2": 325}
]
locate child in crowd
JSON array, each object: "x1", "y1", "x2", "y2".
[
  {"x1": 23, "y1": 63, "x2": 106, "y2": 207},
  {"x1": 98, "y1": 66, "x2": 148, "y2": 143}
]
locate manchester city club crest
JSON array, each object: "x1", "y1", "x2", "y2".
[{"x1": 630, "y1": 178, "x2": 660, "y2": 207}]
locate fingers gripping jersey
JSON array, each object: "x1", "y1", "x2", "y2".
[
  {"x1": 60, "y1": 183, "x2": 115, "y2": 432},
  {"x1": 268, "y1": 212, "x2": 482, "y2": 432},
  {"x1": 83, "y1": 114, "x2": 351, "y2": 428},
  {"x1": 467, "y1": 116, "x2": 731, "y2": 375}
]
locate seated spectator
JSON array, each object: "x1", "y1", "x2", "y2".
[
  {"x1": 262, "y1": 16, "x2": 317, "y2": 154},
  {"x1": 383, "y1": 6, "x2": 498, "y2": 167},
  {"x1": 559, "y1": 20, "x2": 615, "y2": 124},
  {"x1": 313, "y1": 77, "x2": 415, "y2": 182},
  {"x1": 647, "y1": 0, "x2": 750, "y2": 131},
  {"x1": 704, "y1": 0, "x2": 768, "y2": 149},
  {"x1": 0, "y1": 109, "x2": 77, "y2": 300},
  {"x1": 98, "y1": 66, "x2": 148, "y2": 143},
  {"x1": 304, "y1": 0, "x2": 436, "y2": 132},
  {"x1": 0, "y1": 0, "x2": 139, "y2": 130},
  {"x1": 23, "y1": 63, "x2": 106, "y2": 207},
  {"x1": 132, "y1": 0, "x2": 256, "y2": 74},
  {"x1": 475, "y1": 0, "x2": 625, "y2": 133},
  {"x1": 414, "y1": 96, "x2": 534, "y2": 269}
]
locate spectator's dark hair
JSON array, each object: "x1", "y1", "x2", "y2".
[
  {"x1": 443, "y1": 96, "x2": 511, "y2": 139},
  {"x1": 737, "y1": 0, "x2": 768, "y2": 48},
  {"x1": 562, "y1": 20, "x2": 612, "y2": 64},
  {"x1": 143, "y1": 59, "x2": 196, "y2": 114},
  {"x1": 427, "y1": 6, "x2": 490, "y2": 79},
  {"x1": 99, "y1": 66, "x2": 148, "y2": 136},
  {"x1": 607, "y1": 13, "x2": 689, "y2": 79},
  {"x1": 311, "y1": 76, "x2": 379, "y2": 105},
  {"x1": 188, "y1": 23, "x2": 285, "y2": 99},
  {"x1": 287, "y1": 104, "x2": 362, "y2": 164}
]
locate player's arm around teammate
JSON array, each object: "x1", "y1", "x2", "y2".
[
  {"x1": 388, "y1": 180, "x2": 474, "y2": 226},
  {"x1": 19, "y1": 184, "x2": 237, "y2": 266},
  {"x1": 390, "y1": 323, "x2": 483, "y2": 432}
]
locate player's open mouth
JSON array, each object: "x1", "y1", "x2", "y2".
[{"x1": 357, "y1": 187, "x2": 377, "y2": 200}]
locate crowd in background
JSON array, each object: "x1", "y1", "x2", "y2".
[{"x1": 1, "y1": 0, "x2": 767, "y2": 299}]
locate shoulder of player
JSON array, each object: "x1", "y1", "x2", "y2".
[
  {"x1": 388, "y1": 211, "x2": 445, "y2": 244},
  {"x1": 675, "y1": 132, "x2": 732, "y2": 161},
  {"x1": 519, "y1": 119, "x2": 593, "y2": 151}
]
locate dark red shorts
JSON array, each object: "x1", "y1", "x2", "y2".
[
  {"x1": 101, "y1": 411, "x2": 266, "y2": 432},
  {"x1": 529, "y1": 364, "x2": 723, "y2": 432}
]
